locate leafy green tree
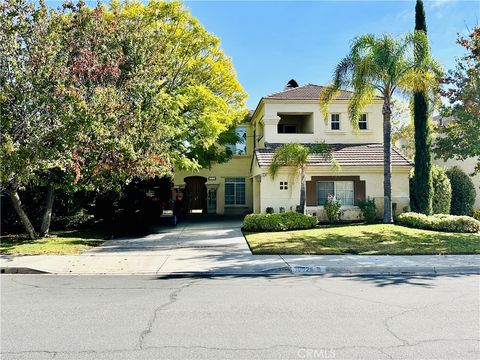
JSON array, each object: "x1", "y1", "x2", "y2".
[
  {"x1": 434, "y1": 26, "x2": 480, "y2": 180},
  {"x1": 1, "y1": 0, "x2": 247, "y2": 238},
  {"x1": 0, "y1": 0, "x2": 78, "y2": 239},
  {"x1": 320, "y1": 33, "x2": 442, "y2": 223},
  {"x1": 413, "y1": 0, "x2": 434, "y2": 215},
  {"x1": 268, "y1": 143, "x2": 331, "y2": 214},
  {"x1": 431, "y1": 165, "x2": 451, "y2": 214}
]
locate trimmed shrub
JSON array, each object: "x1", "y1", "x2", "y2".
[
  {"x1": 473, "y1": 209, "x2": 480, "y2": 221},
  {"x1": 410, "y1": 165, "x2": 452, "y2": 215},
  {"x1": 431, "y1": 165, "x2": 452, "y2": 214},
  {"x1": 266, "y1": 207, "x2": 274, "y2": 214},
  {"x1": 358, "y1": 199, "x2": 377, "y2": 224},
  {"x1": 397, "y1": 212, "x2": 480, "y2": 233},
  {"x1": 446, "y1": 167, "x2": 476, "y2": 216},
  {"x1": 243, "y1": 211, "x2": 318, "y2": 232},
  {"x1": 324, "y1": 195, "x2": 341, "y2": 223}
]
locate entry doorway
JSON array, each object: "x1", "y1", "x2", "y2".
[{"x1": 184, "y1": 176, "x2": 207, "y2": 213}]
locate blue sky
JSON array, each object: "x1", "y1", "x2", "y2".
[{"x1": 183, "y1": 1, "x2": 479, "y2": 108}]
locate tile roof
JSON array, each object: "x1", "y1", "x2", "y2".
[
  {"x1": 264, "y1": 84, "x2": 383, "y2": 101},
  {"x1": 255, "y1": 143, "x2": 412, "y2": 167}
]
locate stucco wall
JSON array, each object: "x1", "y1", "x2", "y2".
[
  {"x1": 256, "y1": 165, "x2": 411, "y2": 220},
  {"x1": 433, "y1": 156, "x2": 480, "y2": 208},
  {"x1": 259, "y1": 100, "x2": 384, "y2": 145}
]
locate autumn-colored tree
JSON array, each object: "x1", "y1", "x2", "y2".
[{"x1": 434, "y1": 26, "x2": 480, "y2": 180}]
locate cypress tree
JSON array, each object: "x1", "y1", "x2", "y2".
[{"x1": 413, "y1": 0, "x2": 433, "y2": 215}]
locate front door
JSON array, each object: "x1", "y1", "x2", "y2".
[{"x1": 184, "y1": 176, "x2": 207, "y2": 213}]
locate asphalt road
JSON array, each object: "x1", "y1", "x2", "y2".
[{"x1": 1, "y1": 274, "x2": 479, "y2": 360}]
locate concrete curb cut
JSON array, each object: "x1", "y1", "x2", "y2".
[{"x1": 2, "y1": 265, "x2": 479, "y2": 276}]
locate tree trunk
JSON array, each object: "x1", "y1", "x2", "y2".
[
  {"x1": 382, "y1": 98, "x2": 393, "y2": 223},
  {"x1": 40, "y1": 186, "x2": 55, "y2": 237},
  {"x1": 299, "y1": 166, "x2": 306, "y2": 214},
  {"x1": 7, "y1": 189, "x2": 37, "y2": 240}
]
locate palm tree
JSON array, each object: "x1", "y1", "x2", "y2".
[
  {"x1": 320, "y1": 33, "x2": 441, "y2": 223},
  {"x1": 269, "y1": 143, "x2": 331, "y2": 214}
]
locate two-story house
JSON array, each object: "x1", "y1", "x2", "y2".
[{"x1": 173, "y1": 83, "x2": 412, "y2": 220}]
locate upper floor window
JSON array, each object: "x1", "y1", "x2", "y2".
[
  {"x1": 226, "y1": 126, "x2": 247, "y2": 155},
  {"x1": 330, "y1": 114, "x2": 340, "y2": 130},
  {"x1": 359, "y1": 114, "x2": 368, "y2": 130},
  {"x1": 277, "y1": 124, "x2": 297, "y2": 134}
]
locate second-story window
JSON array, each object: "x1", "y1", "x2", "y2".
[
  {"x1": 226, "y1": 126, "x2": 247, "y2": 155},
  {"x1": 359, "y1": 114, "x2": 368, "y2": 130},
  {"x1": 330, "y1": 114, "x2": 340, "y2": 130}
]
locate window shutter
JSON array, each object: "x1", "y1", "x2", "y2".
[
  {"x1": 306, "y1": 180, "x2": 316, "y2": 206},
  {"x1": 354, "y1": 180, "x2": 366, "y2": 205}
]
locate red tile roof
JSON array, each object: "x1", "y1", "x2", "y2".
[
  {"x1": 255, "y1": 143, "x2": 412, "y2": 167},
  {"x1": 265, "y1": 84, "x2": 383, "y2": 101}
]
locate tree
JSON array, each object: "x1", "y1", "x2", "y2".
[
  {"x1": 0, "y1": 0, "x2": 247, "y2": 238},
  {"x1": 0, "y1": 0, "x2": 78, "y2": 239},
  {"x1": 320, "y1": 33, "x2": 442, "y2": 223},
  {"x1": 391, "y1": 99, "x2": 415, "y2": 159},
  {"x1": 413, "y1": 0, "x2": 434, "y2": 215},
  {"x1": 434, "y1": 26, "x2": 480, "y2": 180},
  {"x1": 268, "y1": 143, "x2": 331, "y2": 214}
]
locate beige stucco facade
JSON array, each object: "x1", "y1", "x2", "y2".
[{"x1": 174, "y1": 84, "x2": 412, "y2": 219}]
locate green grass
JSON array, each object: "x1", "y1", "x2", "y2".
[
  {"x1": 245, "y1": 224, "x2": 480, "y2": 255},
  {"x1": 0, "y1": 229, "x2": 109, "y2": 255}
]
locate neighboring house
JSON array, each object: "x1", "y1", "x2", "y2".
[
  {"x1": 173, "y1": 83, "x2": 412, "y2": 220},
  {"x1": 433, "y1": 116, "x2": 480, "y2": 208}
]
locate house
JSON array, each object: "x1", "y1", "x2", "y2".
[
  {"x1": 173, "y1": 83, "x2": 412, "y2": 220},
  {"x1": 433, "y1": 116, "x2": 480, "y2": 208}
]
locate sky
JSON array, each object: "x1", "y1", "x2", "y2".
[
  {"x1": 43, "y1": 0, "x2": 479, "y2": 109},
  {"x1": 181, "y1": 0, "x2": 479, "y2": 108}
]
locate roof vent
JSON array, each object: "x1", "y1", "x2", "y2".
[{"x1": 284, "y1": 79, "x2": 299, "y2": 89}]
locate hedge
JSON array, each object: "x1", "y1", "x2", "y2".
[
  {"x1": 431, "y1": 165, "x2": 452, "y2": 214},
  {"x1": 243, "y1": 212, "x2": 318, "y2": 232},
  {"x1": 397, "y1": 212, "x2": 480, "y2": 233},
  {"x1": 446, "y1": 167, "x2": 476, "y2": 216}
]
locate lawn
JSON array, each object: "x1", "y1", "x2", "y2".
[
  {"x1": 0, "y1": 229, "x2": 108, "y2": 255},
  {"x1": 245, "y1": 224, "x2": 480, "y2": 255}
]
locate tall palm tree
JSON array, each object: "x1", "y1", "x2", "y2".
[
  {"x1": 320, "y1": 33, "x2": 441, "y2": 223},
  {"x1": 269, "y1": 143, "x2": 331, "y2": 214}
]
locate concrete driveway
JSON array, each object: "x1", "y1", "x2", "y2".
[{"x1": 80, "y1": 215, "x2": 286, "y2": 274}]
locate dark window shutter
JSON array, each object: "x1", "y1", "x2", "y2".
[
  {"x1": 306, "y1": 180, "x2": 316, "y2": 206},
  {"x1": 354, "y1": 180, "x2": 366, "y2": 205}
]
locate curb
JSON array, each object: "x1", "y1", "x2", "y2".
[
  {"x1": 1, "y1": 267, "x2": 49, "y2": 274},
  {"x1": 2, "y1": 266, "x2": 478, "y2": 276}
]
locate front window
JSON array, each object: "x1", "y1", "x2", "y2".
[
  {"x1": 330, "y1": 114, "x2": 340, "y2": 130},
  {"x1": 225, "y1": 177, "x2": 246, "y2": 206},
  {"x1": 359, "y1": 114, "x2": 368, "y2": 130},
  {"x1": 317, "y1": 181, "x2": 354, "y2": 206},
  {"x1": 226, "y1": 126, "x2": 247, "y2": 155}
]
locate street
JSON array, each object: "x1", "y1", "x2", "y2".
[{"x1": 1, "y1": 274, "x2": 479, "y2": 360}]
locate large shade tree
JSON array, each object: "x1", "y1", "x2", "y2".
[
  {"x1": 320, "y1": 33, "x2": 442, "y2": 223},
  {"x1": 0, "y1": 0, "x2": 247, "y2": 239}
]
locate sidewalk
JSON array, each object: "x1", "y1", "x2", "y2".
[
  {"x1": 2, "y1": 253, "x2": 479, "y2": 275},
  {"x1": 2, "y1": 216, "x2": 479, "y2": 275}
]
